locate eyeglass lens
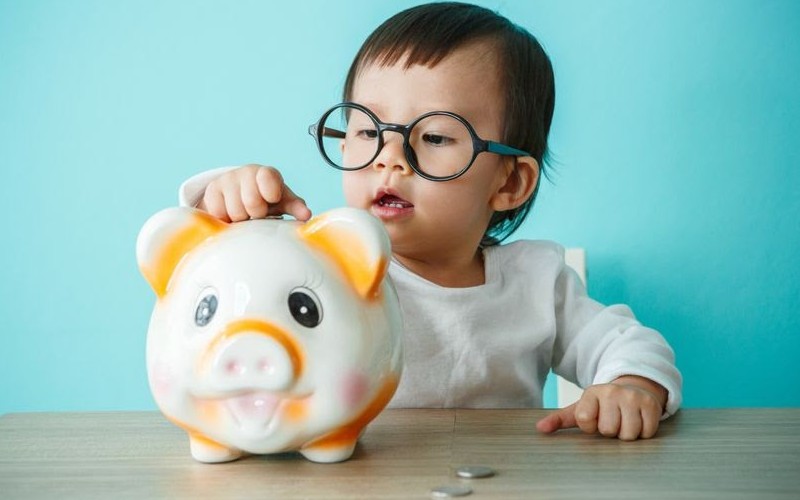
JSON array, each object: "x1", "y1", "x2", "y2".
[{"x1": 320, "y1": 105, "x2": 474, "y2": 178}]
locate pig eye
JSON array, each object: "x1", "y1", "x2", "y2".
[
  {"x1": 195, "y1": 293, "x2": 218, "y2": 327},
  {"x1": 288, "y1": 288, "x2": 322, "y2": 328}
]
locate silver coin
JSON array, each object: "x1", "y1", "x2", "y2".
[
  {"x1": 455, "y1": 465, "x2": 496, "y2": 479},
  {"x1": 430, "y1": 484, "x2": 473, "y2": 498}
]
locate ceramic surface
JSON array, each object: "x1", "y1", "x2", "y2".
[{"x1": 137, "y1": 207, "x2": 403, "y2": 463}]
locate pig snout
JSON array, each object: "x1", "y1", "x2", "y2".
[{"x1": 203, "y1": 322, "x2": 303, "y2": 393}]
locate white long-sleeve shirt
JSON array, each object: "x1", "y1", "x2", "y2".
[{"x1": 180, "y1": 170, "x2": 683, "y2": 416}]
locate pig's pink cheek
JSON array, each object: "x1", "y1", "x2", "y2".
[
  {"x1": 150, "y1": 360, "x2": 175, "y2": 400},
  {"x1": 341, "y1": 371, "x2": 369, "y2": 409}
]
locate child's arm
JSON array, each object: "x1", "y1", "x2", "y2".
[
  {"x1": 536, "y1": 375, "x2": 667, "y2": 440},
  {"x1": 180, "y1": 164, "x2": 311, "y2": 222},
  {"x1": 537, "y1": 247, "x2": 682, "y2": 440}
]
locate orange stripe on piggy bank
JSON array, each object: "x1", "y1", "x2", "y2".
[{"x1": 137, "y1": 207, "x2": 403, "y2": 463}]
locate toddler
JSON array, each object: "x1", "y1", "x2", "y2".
[{"x1": 180, "y1": 2, "x2": 682, "y2": 441}]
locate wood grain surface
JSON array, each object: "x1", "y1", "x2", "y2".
[{"x1": 2, "y1": 408, "x2": 799, "y2": 499}]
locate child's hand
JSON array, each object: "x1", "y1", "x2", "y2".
[
  {"x1": 198, "y1": 164, "x2": 312, "y2": 222},
  {"x1": 536, "y1": 376, "x2": 667, "y2": 441}
]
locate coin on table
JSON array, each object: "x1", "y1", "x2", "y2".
[
  {"x1": 455, "y1": 465, "x2": 496, "y2": 479},
  {"x1": 430, "y1": 484, "x2": 473, "y2": 498}
]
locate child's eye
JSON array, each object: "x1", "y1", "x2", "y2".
[
  {"x1": 422, "y1": 133, "x2": 454, "y2": 146},
  {"x1": 355, "y1": 129, "x2": 378, "y2": 140}
]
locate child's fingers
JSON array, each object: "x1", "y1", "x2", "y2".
[
  {"x1": 280, "y1": 186, "x2": 312, "y2": 221},
  {"x1": 618, "y1": 405, "x2": 643, "y2": 441},
  {"x1": 223, "y1": 183, "x2": 248, "y2": 222},
  {"x1": 255, "y1": 166, "x2": 286, "y2": 204},
  {"x1": 574, "y1": 395, "x2": 600, "y2": 435},
  {"x1": 596, "y1": 402, "x2": 621, "y2": 437},
  {"x1": 640, "y1": 404, "x2": 661, "y2": 439},
  {"x1": 254, "y1": 168, "x2": 311, "y2": 220},
  {"x1": 240, "y1": 175, "x2": 269, "y2": 219},
  {"x1": 202, "y1": 185, "x2": 231, "y2": 223},
  {"x1": 535, "y1": 403, "x2": 578, "y2": 433}
]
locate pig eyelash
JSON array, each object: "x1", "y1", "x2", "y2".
[{"x1": 303, "y1": 273, "x2": 324, "y2": 290}]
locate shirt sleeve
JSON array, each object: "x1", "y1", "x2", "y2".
[
  {"x1": 550, "y1": 252, "x2": 683, "y2": 417},
  {"x1": 178, "y1": 166, "x2": 237, "y2": 207}
]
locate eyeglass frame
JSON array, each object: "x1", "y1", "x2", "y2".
[{"x1": 308, "y1": 102, "x2": 532, "y2": 182}]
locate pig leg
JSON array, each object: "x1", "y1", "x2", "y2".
[
  {"x1": 299, "y1": 376, "x2": 399, "y2": 463},
  {"x1": 189, "y1": 433, "x2": 243, "y2": 463},
  {"x1": 299, "y1": 440, "x2": 358, "y2": 463}
]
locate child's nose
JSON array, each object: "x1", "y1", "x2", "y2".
[{"x1": 372, "y1": 135, "x2": 413, "y2": 176}]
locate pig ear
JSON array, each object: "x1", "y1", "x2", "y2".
[
  {"x1": 136, "y1": 207, "x2": 227, "y2": 298},
  {"x1": 298, "y1": 208, "x2": 391, "y2": 300}
]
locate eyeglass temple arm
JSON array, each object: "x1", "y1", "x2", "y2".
[
  {"x1": 308, "y1": 124, "x2": 347, "y2": 139},
  {"x1": 485, "y1": 141, "x2": 531, "y2": 157}
]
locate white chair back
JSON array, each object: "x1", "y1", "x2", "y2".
[{"x1": 557, "y1": 248, "x2": 587, "y2": 408}]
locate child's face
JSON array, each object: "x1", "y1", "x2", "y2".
[{"x1": 342, "y1": 41, "x2": 513, "y2": 263}]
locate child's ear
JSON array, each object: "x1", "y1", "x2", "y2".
[{"x1": 490, "y1": 156, "x2": 540, "y2": 211}]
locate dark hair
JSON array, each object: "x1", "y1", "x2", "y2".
[{"x1": 343, "y1": 2, "x2": 555, "y2": 246}]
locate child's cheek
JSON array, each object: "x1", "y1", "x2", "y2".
[{"x1": 341, "y1": 172, "x2": 368, "y2": 209}]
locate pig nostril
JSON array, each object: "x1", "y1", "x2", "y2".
[
  {"x1": 226, "y1": 360, "x2": 243, "y2": 376},
  {"x1": 257, "y1": 359, "x2": 273, "y2": 374}
]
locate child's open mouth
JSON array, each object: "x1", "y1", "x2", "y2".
[
  {"x1": 372, "y1": 191, "x2": 414, "y2": 220},
  {"x1": 378, "y1": 195, "x2": 412, "y2": 209}
]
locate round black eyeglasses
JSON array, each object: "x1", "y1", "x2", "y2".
[{"x1": 308, "y1": 102, "x2": 531, "y2": 182}]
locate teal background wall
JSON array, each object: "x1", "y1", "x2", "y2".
[{"x1": 1, "y1": 0, "x2": 798, "y2": 414}]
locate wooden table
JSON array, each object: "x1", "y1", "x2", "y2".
[{"x1": 1, "y1": 409, "x2": 799, "y2": 499}]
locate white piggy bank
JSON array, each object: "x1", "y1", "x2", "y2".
[{"x1": 136, "y1": 207, "x2": 403, "y2": 463}]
